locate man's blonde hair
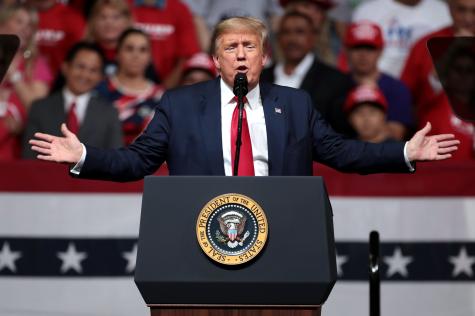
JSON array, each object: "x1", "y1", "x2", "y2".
[{"x1": 211, "y1": 17, "x2": 268, "y2": 55}]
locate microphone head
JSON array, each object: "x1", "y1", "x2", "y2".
[{"x1": 233, "y1": 73, "x2": 248, "y2": 97}]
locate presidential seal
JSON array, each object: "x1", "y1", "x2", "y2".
[{"x1": 196, "y1": 193, "x2": 268, "y2": 265}]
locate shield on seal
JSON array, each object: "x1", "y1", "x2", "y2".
[{"x1": 218, "y1": 210, "x2": 246, "y2": 242}]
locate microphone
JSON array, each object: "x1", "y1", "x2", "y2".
[
  {"x1": 233, "y1": 73, "x2": 248, "y2": 98},
  {"x1": 232, "y1": 73, "x2": 248, "y2": 176}
]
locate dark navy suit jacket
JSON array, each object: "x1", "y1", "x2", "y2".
[{"x1": 79, "y1": 78, "x2": 409, "y2": 181}]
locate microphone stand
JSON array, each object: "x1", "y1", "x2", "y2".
[{"x1": 233, "y1": 94, "x2": 244, "y2": 176}]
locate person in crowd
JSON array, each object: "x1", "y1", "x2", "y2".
[
  {"x1": 344, "y1": 84, "x2": 394, "y2": 143},
  {"x1": 401, "y1": 0, "x2": 475, "y2": 161},
  {"x1": 0, "y1": 92, "x2": 24, "y2": 160},
  {"x1": 180, "y1": 52, "x2": 217, "y2": 86},
  {"x1": 182, "y1": 0, "x2": 283, "y2": 52},
  {"x1": 280, "y1": 0, "x2": 337, "y2": 65},
  {"x1": 353, "y1": 0, "x2": 452, "y2": 77},
  {"x1": 28, "y1": 17, "x2": 459, "y2": 181},
  {"x1": 132, "y1": 0, "x2": 200, "y2": 88},
  {"x1": 85, "y1": 0, "x2": 132, "y2": 76},
  {"x1": 344, "y1": 21, "x2": 413, "y2": 140},
  {"x1": 0, "y1": 4, "x2": 52, "y2": 160},
  {"x1": 26, "y1": 0, "x2": 86, "y2": 79},
  {"x1": 96, "y1": 28, "x2": 164, "y2": 145},
  {"x1": 0, "y1": 4, "x2": 52, "y2": 110},
  {"x1": 261, "y1": 11, "x2": 354, "y2": 136},
  {"x1": 22, "y1": 42, "x2": 123, "y2": 159},
  {"x1": 328, "y1": 0, "x2": 371, "y2": 45}
]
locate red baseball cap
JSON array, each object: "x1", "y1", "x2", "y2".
[
  {"x1": 182, "y1": 53, "x2": 217, "y2": 77},
  {"x1": 280, "y1": 0, "x2": 335, "y2": 10},
  {"x1": 344, "y1": 85, "x2": 388, "y2": 114},
  {"x1": 345, "y1": 21, "x2": 384, "y2": 49}
]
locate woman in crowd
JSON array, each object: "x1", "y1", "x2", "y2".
[
  {"x1": 0, "y1": 4, "x2": 52, "y2": 110},
  {"x1": 96, "y1": 28, "x2": 165, "y2": 145},
  {"x1": 0, "y1": 4, "x2": 52, "y2": 160}
]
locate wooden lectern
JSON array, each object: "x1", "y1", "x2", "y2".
[{"x1": 135, "y1": 177, "x2": 335, "y2": 316}]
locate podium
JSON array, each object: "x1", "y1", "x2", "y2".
[{"x1": 135, "y1": 176, "x2": 336, "y2": 316}]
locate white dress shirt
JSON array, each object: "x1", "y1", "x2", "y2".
[
  {"x1": 220, "y1": 79, "x2": 269, "y2": 176},
  {"x1": 274, "y1": 53, "x2": 315, "y2": 88},
  {"x1": 63, "y1": 88, "x2": 91, "y2": 125}
]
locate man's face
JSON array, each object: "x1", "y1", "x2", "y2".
[
  {"x1": 347, "y1": 46, "x2": 381, "y2": 76},
  {"x1": 213, "y1": 32, "x2": 267, "y2": 90},
  {"x1": 94, "y1": 5, "x2": 129, "y2": 43},
  {"x1": 278, "y1": 16, "x2": 315, "y2": 64},
  {"x1": 450, "y1": 0, "x2": 475, "y2": 35},
  {"x1": 62, "y1": 50, "x2": 103, "y2": 96}
]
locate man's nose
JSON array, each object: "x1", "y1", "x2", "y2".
[{"x1": 236, "y1": 45, "x2": 246, "y2": 60}]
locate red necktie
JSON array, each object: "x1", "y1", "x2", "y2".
[
  {"x1": 67, "y1": 101, "x2": 79, "y2": 135},
  {"x1": 231, "y1": 97, "x2": 255, "y2": 176}
]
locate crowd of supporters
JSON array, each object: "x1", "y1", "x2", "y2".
[{"x1": 0, "y1": 0, "x2": 473, "y2": 161}]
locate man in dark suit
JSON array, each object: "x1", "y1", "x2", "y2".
[
  {"x1": 28, "y1": 17, "x2": 459, "y2": 180},
  {"x1": 22, "y1": 42, "x2": 123, "y2": 159},
  {"x1": 261, "y1": 11, "x2": 354, "y2": 136}
]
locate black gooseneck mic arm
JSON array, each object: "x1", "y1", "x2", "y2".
[{"x1": 232, "y1": 73, "x2": 248, "y2": 176}]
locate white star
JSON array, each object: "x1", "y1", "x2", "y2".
[
  {"x1": 57, "y1": 243, "x2": 87, "y2": 274},
  {"x1": 122, "y1": 244, "x2": 138, "y2": 273},
  {"x1": 449, "y1": 247, "x2": 475, "y2": 277},
  {"x1": 0, "y1": 242, "x2": 22, "y2": 272},
  {"x1": 383, "y1": 247, "x2": 413, "y2": 278},
  {"x1": 336, "y1": 252, "x2": 348, "y2": 277}
]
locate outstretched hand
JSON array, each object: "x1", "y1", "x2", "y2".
[
  {"x1": 29, "y1": 123, "x2": 83, "y2": 164},
  {"x1": 406, "y1": 122, "x2": 460, "y2": 162}
]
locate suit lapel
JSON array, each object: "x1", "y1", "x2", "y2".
[
  {"x1": 299, "y1": 59, "x2": 318, "y2": 92},
  {"x1": 79, "y1": 96, "x2": 97, "y2": 140},
  {"x1": 200, "y1": 78, "x2": 225, "y2": 175},
  {"x1": 260, "y1": 82, "x2": 286, "y2": 176},
  {"x1": 54, "y1": 93, "x2": 68, "y2": 134}
]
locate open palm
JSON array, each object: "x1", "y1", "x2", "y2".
[
  {"x1": 29, "y1": 123, "x2": 84, "y2": 164},
  {"x1": 406, "y1": 122, "x2": 460, "y2": 162}
]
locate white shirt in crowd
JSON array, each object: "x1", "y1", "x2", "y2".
[
  {"x1": 63, "y1": 88, "x2": 91, "y2": 125},
  {"x1": 273, "y1": 53, "x2": 315, "y2": 89},
  {"x1": 353, "y1": 0, "x2": 452, "y2": 77}
]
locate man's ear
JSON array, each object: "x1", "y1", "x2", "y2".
[
  {"x1": 212, "y1": 55, "x2": 221, "y2": 71},
  {"x1": 261, "y1": 54, "x2": 268, "y2": 67}
]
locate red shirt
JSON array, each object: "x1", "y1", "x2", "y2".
[
  {"x1": 35, "y1": 3, "x2": 86, "y2": 77},
  {"x1": 132, "y1": 0, "x2": 200, "y2": 81},
  {"x1": 401, "y1": 27, "x2": 475, "y2": 161},
  {"x1": 0, "y1": 94, "x2": 27, "y2": 161}
]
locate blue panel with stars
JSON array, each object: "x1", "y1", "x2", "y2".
[{"x1": 1, "y1": 238, "x2": 474, "y2": 280}]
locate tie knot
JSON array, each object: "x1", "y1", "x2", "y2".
[
  {"x1": 69, "y1": 101, "x2": 76, "y2": 111},
  {"x1": 232, "y1": 96, "x2": 248, "y2": 104}
]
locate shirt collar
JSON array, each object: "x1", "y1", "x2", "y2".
[
  {"x1": 295, "y1": 53, "x2": 315, "y2": 76},
  {"x1": 276, "y1": 52, "x2": 315, "y2": 77},
  {"x1": 62, "y1": 88, "x2": 91, "y2": 110},
  {"x1": 220, "y1": 77, "x2": 261, "y2": 110}
]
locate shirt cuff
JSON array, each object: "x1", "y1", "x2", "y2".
[
  {"x1": 403, "y1": 142, "x2": 415, "y2": 172},
  {"x1": 70, "y1": 143, "x2": 87, "y2": 175}
]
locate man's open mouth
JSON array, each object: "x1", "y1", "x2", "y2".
[{"x1": 236, "y1": 65, "x2": 248, "y2": 72}]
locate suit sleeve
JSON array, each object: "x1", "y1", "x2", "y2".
[
  {"x1": 78, "y1": 92, "x2": 172, "y2": 182},
  {"x1": 308, "y1": 94, "x2": 410, "y2": 174}
]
